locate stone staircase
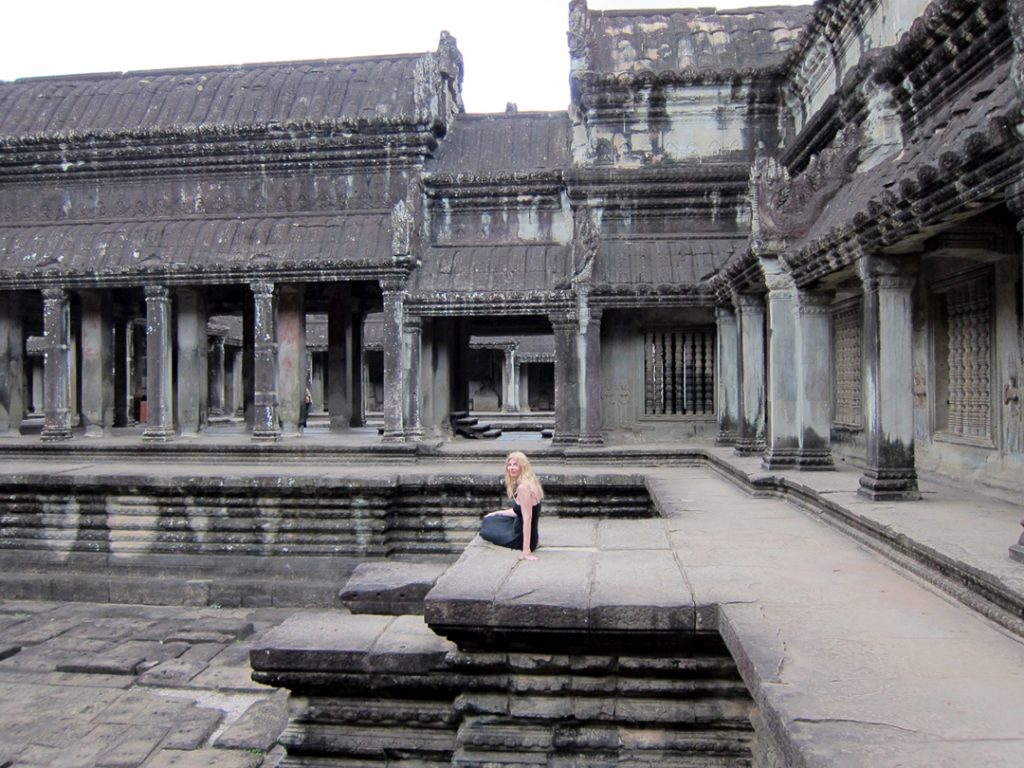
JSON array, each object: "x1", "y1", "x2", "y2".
[{"x1": 450, "y1": 411, "x2": 502, "y2": 439}]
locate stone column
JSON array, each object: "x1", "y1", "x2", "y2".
[
  {"x1": 550, "y1": 309, "x2": 580, "y2": 445},
  {"x1": 714, "y1": 305, "x2": 739, "y2": 445},
  {"x1": 243, "y1": 295, "x2": 255, "y2": 428},
  {"x1": 519, "y1": 363, "x2": 530, "y2": 412},
  {"x1": 381, "y1": 283, "x2": 405, "y2": 442},
  {"x1": 403, "y1": 313, "x2": 423, "y2": 440},
  {"x1": 78, "y1": 290, "x2": 113, "y2": 437},
  {"x1": 41, "y1": 288, "x2": 72, "y2": 441},
  {"x1": 427, "y1": 317, "x2": 453, "y2": 437},
  {"x1": 858, "y1": 262, "x2": 920, "y2": 500},
  {"x1": 250, "y1": 280, "x2": 280, "y2": 442},
  {"x1": 502, "y1": 347, "x2": 518, "y2": 413},
  {"x1": 733, "y1": 292, "x2": 766, "y2": 456},
  {"x1": 0, "y1": 293, "x2": 25, "y2": 436},
  {"x1": 176, "y1": 288, "x2": 207, "y2": 436},
  {"x1": 796, "y1": 290, "x2": 835, "y2": 469},
  {"x1": 351, "y1": 309, "x2": 365, "y2": 427},
  {"x1": 143, "y1": 285, "x2": 175, "y2": 442},
  {"x1": 762, "y1": 272, "x2": 799, "y2": 470},
  {"x1": 276, "y1": 285, "x2": 305, "y2": 437},
  {"x1": 208, "y1": 334, "x2": 226, "y2": 416},
  {"x1": 579, "y1": 301, "x2": 603, "y2": 445},
  {"x1": 327, "y1": 286, "x2": 354, "y2": 431}
]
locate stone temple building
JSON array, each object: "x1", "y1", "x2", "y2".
[
  {"x1": 0, "y1": 1, "x2": 1023, "y2": 766},
  {"x1": 2, "y1": 0, "x2": 1022, "y2": 514},
  {"x1": 0, "y1": 0, "x2": 1020, "y2": 508}
]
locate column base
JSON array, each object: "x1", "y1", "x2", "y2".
[
  {"x1": 762, "y1": 447, "x2": 800, "y2": 471},
  {"x1": 1010, "y1": 522, "x2": 1024, "y2": 564},
  {"x1": 857, "y1": 467, "x2": 920, "y2": 501},
  {"x1": 796, "y1": 449, "x2": 835, "y2": 470},
  {"x1": 550, "y1": 434, "x2": 580, "y2": 446},
  {"x1": 733, "y1": 438, "x2": 765, "y2": 457},
  {"x1": 41, "y1": 426, "x2": 73, "y2": 442},
  {"x1": 142, "y1": 427, "x2": 176, "y2": 443},
  {"x1": 251, "y1": 428, "x2": 281, "y2": 443},
  {"x1": 714, "y1": 431, "x2": 737, "y2": 446},
  {"x1": 578, "y1": 433, "x2": 604, "y2": 446},
  {"x1": 382, "y1": 430, "x2": 406, "y2": 443}
]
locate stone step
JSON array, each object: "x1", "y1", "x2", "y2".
[{"x1": 339, "y1": 561, "x2": 449, "y2": 615}]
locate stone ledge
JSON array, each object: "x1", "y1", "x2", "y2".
[
  {"x1": 339, "y1": 561, "x2": 449, "y2": 615},
  {"x1": 424, "y1": 523, "x2": 700, "y2": 651}
]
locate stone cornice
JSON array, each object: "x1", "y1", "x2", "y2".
[
  {"x1": 572, "y1": 67, "x2": 786, "y2": 91},
  {"x1": 408, "y1": 292, "x2": 573, "y2": 316},
  {"x1": 0, "y1": 125, "x2": 439, "y2": 181},
  {"x1": 0, "y1": 259, "x2": 415, "y2": 292},
  {"x1": 783, "y1": 112, "x2": 1022, "y2": 287},
  {"x1": 421, "y1": 171, "x2": 564, "y2": 205}
]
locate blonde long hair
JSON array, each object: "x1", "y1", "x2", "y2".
[{"x1": 504, "y1": 451, "x2": 544, "y2": 502}]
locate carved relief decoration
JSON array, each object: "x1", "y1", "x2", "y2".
[
  {"x1": 945, "y1": 277, "x2": 992, "y2": 442},
  {"x1": 832, "y1": 299, "x2": 863, "y2": 428},
  {"x1": 750, "y1": 124, "x2": 862, "y2": 241}
]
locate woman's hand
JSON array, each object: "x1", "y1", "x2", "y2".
[{"x1": 518, "y1": 552, "x2": 538, "y2": 561}]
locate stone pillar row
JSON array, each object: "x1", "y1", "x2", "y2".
[
  {"x1": 720, "y1": 254, "x2": 923, "y2": 494},
  {"x1": 21, "y1": 280, "x2": 367, "y2": 443}
]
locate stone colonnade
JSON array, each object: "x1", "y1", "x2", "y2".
[
  {"x1": 0, "y1": 280, "x2": 370, "y2": 444},
  {"x1": 713, "y1": 253, "x2": 920, "y2": 500}
]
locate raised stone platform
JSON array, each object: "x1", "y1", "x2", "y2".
[
  {"x1": 252, "y1": 464, "x2": 1024, "y2": 767},
  {"x1": 339, "y1": 560, "x2": 448, "y2": 614},
  {"x1": 425, "y1": 518, "x2": 702, "y2": 650}
]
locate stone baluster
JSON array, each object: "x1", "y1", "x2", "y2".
[
  {"x1": 250, "y1": 280, "x2": 280, "y2": 442},
  {"x1": 41, "y1": 288, "x2": 72, "y2": 441},
  {"x1": 143, "y1": 285, "x2": 175, "y2": 442}
]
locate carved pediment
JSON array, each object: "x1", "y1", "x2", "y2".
[{"x1": 751, "y1": 126, "x2": 862, "y2": 241}]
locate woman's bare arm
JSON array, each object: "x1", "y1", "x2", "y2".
[
  {"x1": 484, "y1": 508, "x2": 515, "y2": 518},
  {"x1": 518, "y1": 486, "x2": 539, "y2": 561}
]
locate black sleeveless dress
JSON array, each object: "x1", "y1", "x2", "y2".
[{"x1": 480, "y1": 497, "x2": 541, "y2": 551}]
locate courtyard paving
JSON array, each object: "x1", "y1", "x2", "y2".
[{"x1": 0, "y1": 432, "x2": 1021, "y2": 766}]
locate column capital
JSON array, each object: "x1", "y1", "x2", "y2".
[
  {"x1": 733, "y1": 292, "x2": 765, "y2": 314},
  {"x1": 796, "y1": 289, "x2": 834, "y2": 315},
  {"x1": 42, "y1": 287, "x2": 68, "y2": 303},
  {"x1": 144, "y1": 284, "x2": 170, "y2": 300},
  {"x1": 549, "y1": 308, "x2": 579, "y2": 331},
  {"x1": 249, "y1": 280, "x2": 276, "y2": 298}
]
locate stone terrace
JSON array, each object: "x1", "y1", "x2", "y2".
[{"x1": 0, "y1": 437, "x2": 1021, "y2": 765}]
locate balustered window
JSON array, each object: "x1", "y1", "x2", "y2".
[
  {"x1": 643, "y1": 328, "x2": 715, "y2": 416},
  {"x1": 935, "y1": 274, "x2": 992, "y2": 443},
  {"x1": 832, "y1": 299, "x2": 863, "y2": 428}
]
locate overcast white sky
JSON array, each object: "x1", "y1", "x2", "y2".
[{"x1": 0, "y1": 1, "x2": 804, "y2": 113}]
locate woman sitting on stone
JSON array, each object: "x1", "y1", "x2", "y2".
[{"x1": 480, "y1": 451, "x2": 543, "y2": 561}]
